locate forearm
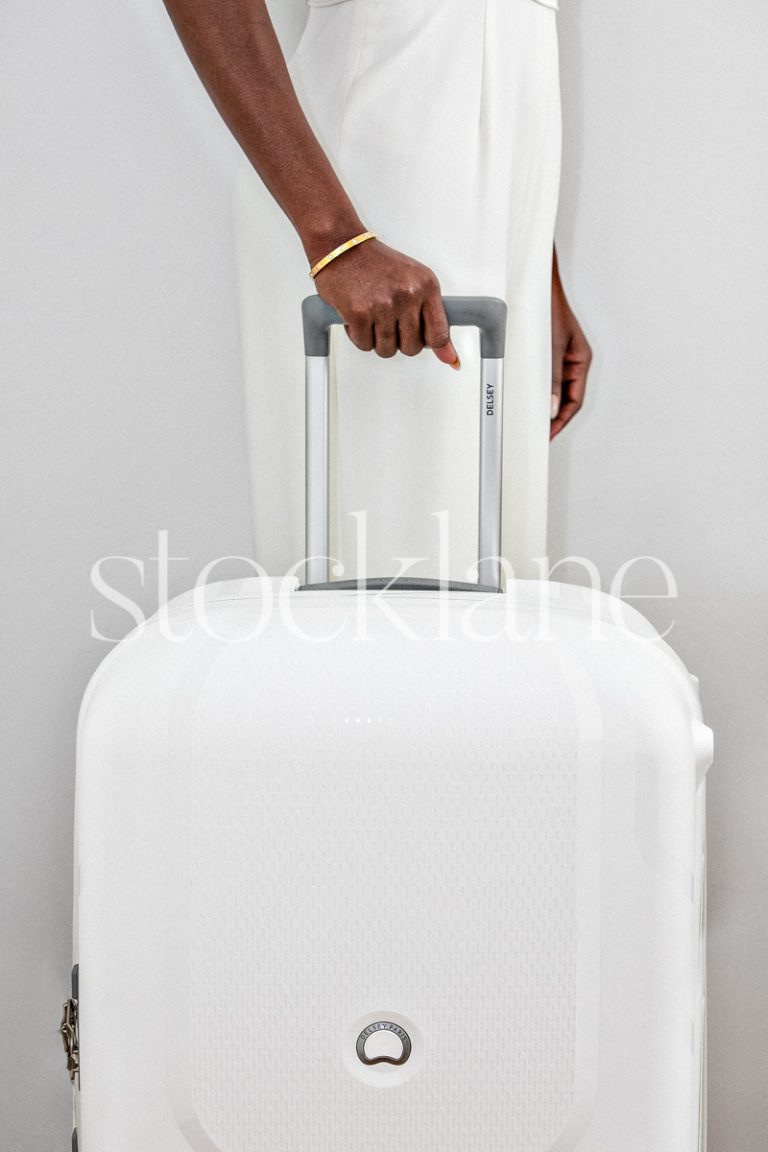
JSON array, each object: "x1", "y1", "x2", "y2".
[{"x1": 161, "y1": 0, "x2": 364, "y2": 262}]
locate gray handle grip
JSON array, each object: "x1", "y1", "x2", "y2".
[{"x1": 302, "y1": 294, "x2": 507, "y2": 358}]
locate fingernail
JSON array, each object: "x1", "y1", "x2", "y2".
[
  {"x1": 550, "y1": 394, "x2": 560, "y2": 418},
  {"x1": 450, "y1": 355, "x2": 462, "y2": 371}
]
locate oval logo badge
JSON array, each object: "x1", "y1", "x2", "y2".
[{"x1": 356, "y1": 1021, "x2": 412, "y2": 1066}]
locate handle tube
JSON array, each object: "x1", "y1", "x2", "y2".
[
  {"x1": 302, "y1": 294, "x2": 507, "y2": 590},
  {"x1": 304, "y1": 353, "x2": 331, "y2": 587}
]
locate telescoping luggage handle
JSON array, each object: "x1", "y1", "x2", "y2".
[{"x1": 301, "y1": 294, "x2": 507, "y2": 592}]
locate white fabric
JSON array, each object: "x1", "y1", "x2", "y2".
[{"x1": 234, "y1": 0, "x2": 562, "y2": 581}]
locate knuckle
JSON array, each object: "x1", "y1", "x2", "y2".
[
  {"x1": 394, "y1": 281, "x2": 419, "y2": 304},
  {"x1": 372, "y1": 294, "x2": 395, "y2": 315},
  {"x1": 354, "y1": 299, "x2": 387, "y2": 322}
]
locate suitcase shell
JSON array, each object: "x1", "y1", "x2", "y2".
[
  {"x1": 69, "y1": 297, "x2": 711, "y2": 1151},
  {"x1": 72, "y1": 577, "x2": 710, "y2": 1152}
]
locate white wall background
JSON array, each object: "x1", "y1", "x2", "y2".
[{"x1": 1, "y1": 0, "x2": 765, "y2": 1148}]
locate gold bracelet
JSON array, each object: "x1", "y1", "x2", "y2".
[{"x1": 309, "y1": 230, "x2": 376, "y2": 279}]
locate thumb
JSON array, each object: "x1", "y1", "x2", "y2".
[
  {"x1": 423, "y1": 292, "x2": 462, "y2": 370},
  {"x1": 432, "y1": 340, "x2": 461, "y2": 370}
]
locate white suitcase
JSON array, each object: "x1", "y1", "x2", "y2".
[{"x1": 65, "y1": 297, "x2": 712, "y2": 1152}]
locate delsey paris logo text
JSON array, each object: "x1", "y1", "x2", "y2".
[{"x1": 485, "y1": 380, "x2": 495, "y2": 416}]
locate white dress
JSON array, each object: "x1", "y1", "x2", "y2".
[{"x1": 234, "y1": 0, "x2": 562, "y2": 582}]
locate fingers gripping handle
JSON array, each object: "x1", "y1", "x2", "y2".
[
  {"x1": 301, "y1": 295, "x2": 508, "y2": 358},
  {"x1": 302, "y1": 294, "x2": 508, "y2": 590}
]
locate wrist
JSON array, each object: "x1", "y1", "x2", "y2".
[{"x1": 298, "y1": 210, "x2": 368, "y2": 267}]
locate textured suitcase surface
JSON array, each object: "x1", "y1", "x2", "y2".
[
  {"x1": 70, "y1": 298, "x2": 711, "y2": 1151},
  {"x1": 73, "y1": 577, "x2": 710, "y2": 1152}
]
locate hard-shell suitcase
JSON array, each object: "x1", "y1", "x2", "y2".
[{"x1": 66, "y1": 297, "x2": 712, "y2": 1152}]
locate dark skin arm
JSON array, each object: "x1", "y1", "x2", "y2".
[
  {"x1": 161, "y1": 0, "x2": 591, "y2": 422},
  {"x1": 160, "y1": 0, "x2": 460, "y2": 367}
]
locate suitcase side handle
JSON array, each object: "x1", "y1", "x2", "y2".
[{"x1": 301, "y1": 294, "x2": 508, "y2": 590}]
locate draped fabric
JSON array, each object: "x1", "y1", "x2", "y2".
[{"x1": 235, "y1": 0, "x2": 562, "y2": 581}]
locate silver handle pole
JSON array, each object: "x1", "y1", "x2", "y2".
[
  {"x1": 478, "y1": 357, "x2": 504, "y2": 590},
  {"x1": 305, "y1": 354, "x2": 330, "y2": 586}
]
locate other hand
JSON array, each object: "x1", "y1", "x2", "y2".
[{"x1": 551, "y1": 248, "x2": 592, "y2": 439}]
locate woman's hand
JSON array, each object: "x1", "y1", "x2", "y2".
[
  {"x1": 313, "y1": 237, "x2": 460, "y2": 367},
  {"x1": 160, "y1": 0, "x2": 459, "y2": 367},
  {"x1": 551, "y1": 247, "x2": 592, "y2": 439}
]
